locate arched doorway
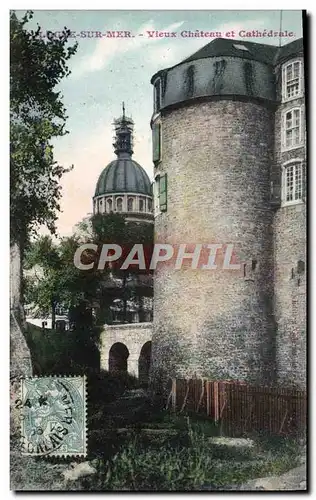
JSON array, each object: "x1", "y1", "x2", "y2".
[
  {"x1": 109, "y1": 343, "x2": 129, "y2": 374},
  {"x1": 138, "y1": 341, "x2": 152, "y2": 385}
]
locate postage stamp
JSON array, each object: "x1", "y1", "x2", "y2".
[{"x1": 17, "y1": 376, "x2": 86, "y2": 457}]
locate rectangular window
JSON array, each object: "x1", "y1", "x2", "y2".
[
  {"x1": 233, "y1": 43, "x2": 249, "y2": 51},
  {"x1": 283, "y1": 108, "x2": 302, "y2": 151},
  {"x1": 282, "y1": 161, "x2": 304, "y2": 206},
  {"x1": 154, "y1": 79, "x2": 161, "y2": 113},
  {"x1": 159, "y1": 173, "x2": 167, "y2": 212},
  {"x1": 282, "y1": 60, "x2": 303, "y2": 102},
  {"x1": 154, "y1": 178, "x2": 159, "y2": 216},
  {"x1": 152, "y1": 123, "x2": 161, "y2": 163},
  {"x1": 154, "y1": 174, "x2": 167, "y2": 215}
]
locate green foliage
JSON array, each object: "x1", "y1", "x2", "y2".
[
  {"x1": 90, "y1": 212, "x2": 154, "y2": 246},
  {"x1": 10, "y1": 403, "x2": 300, "y2": 491},
  {"x1": 24, "y1": 212, "x2": 154, "y2": 328},
  {"x1": 89, "y1": 213, "x2": 154, "y2": 323},
  {"x1": 91, "y1": 213, "x2": 127, "y2": 245},
  {"x1": 88, "y1": 418, "x2": 300, "y2": 491},
  {"x1": 24, "y1": 322, "x2": 101, "y2": 375},
  {"x1": 10, "y1": 10, "x2": 78, "y2": 242},
  {"x1": 24, "y1": 235, "x2": 101, "y2": 322},
  {"x1": 89, "y1": 370, "x2": 139, "y2": 410}
]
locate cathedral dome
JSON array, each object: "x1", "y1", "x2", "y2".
[
  {"x1": 93, "y1": 105, "x2": 153, "y2": 221},
  {"x1": 95, "y1": 157, "x2": 152, "y2": 196}
]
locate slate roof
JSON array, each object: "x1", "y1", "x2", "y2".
[
  {"x1": 151, "y1": 37, "x2": 304, "y2": 82},
  {"x1": 95, "y1": 158, "x2": 152, "y2": 197},
  {"x1": 181, "y1": 38, "x2": 278, "y2": 66}
]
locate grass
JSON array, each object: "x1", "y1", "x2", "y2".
[
  {"x1": 11, "y1": 413, "x2": 300, "y2": 491},
  {"x1": 77, "y1": 416, "x2": 300, "y2": 491},
  {"x1": 10, "y1": 375, "x2": 301, "y2": 492}
]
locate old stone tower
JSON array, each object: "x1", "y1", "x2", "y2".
[{"x1": 150, "y1": 38, "x2": 306, "y2": 388}]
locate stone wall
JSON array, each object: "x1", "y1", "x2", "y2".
[
  {"x1": 273, "y1": 57, "x2": 306, "y2": 388},
  {"x1": 152, "y1": 100, "x2": 276, "y2": 385},
  {"x1": 100, "y1": 322, "x2": 152, "y2": 378}
]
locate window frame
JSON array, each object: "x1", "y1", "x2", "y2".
[
  {"x1": 154, "y1": 175, "x2": 160, "y2": 217},
  {"x1": 282, "y1": 60, "x2": 303, "y2": 103},
  {"x1": 153, "y1": 77, "x2": 162, "y2": 113},
  {"x1": 116, "y1": 197, "x2": 123, "y2": 212},
  {"x1": 107, "y1": 198, "x2": 113, "y2": 212},
  {"x1": 127, "y1": 197, "x2": 134, "y2": 212},
  {"x1": 152, "y1": 122, "x2": 162, "y2": 163},
  {"x1": 282, "y1": 106, "x2": 304, "y2": 152},
  {"x1": 148, "y1": 197, "x2": 153, "y2": 212},
  {"x1": 98, "y1": 198, "x2": 103, "y2": 213},
  {"x1": 281, "y1": 159, "x2": 304, "y2": 207},
  {"x1": 139, "y1": 198, "x2": 144, "y2": 212}
]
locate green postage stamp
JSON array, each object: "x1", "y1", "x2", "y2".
[{"x1": 18, "y1": 377, "x2": 86, "y2": 457}]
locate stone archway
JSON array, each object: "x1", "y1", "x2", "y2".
[
  {"x1": 138, "y1": 341, "x2": 152, "y2": 385},
  {"x1": 109, "y1": 342, "x2": 129, "y2": 374}
]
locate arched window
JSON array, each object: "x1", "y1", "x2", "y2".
[
  {"x1": 116, "y1": 197, "x2": 123, "y2": 212},
  {"x1": 282, "y1": 160, "x2": 304, "y2": 206},
  {"x1": 107, "y1": 198, "x2": 113, "y2": 212},
  {"x1": 127, "y1": 197, "x2": 134, "y2": 211},
  {"x1": 139, "y1": 198, "x2": 144, "y2": 212},
  {"x1": 98, "y1": 198, "x2": 103, "y2": 212}
]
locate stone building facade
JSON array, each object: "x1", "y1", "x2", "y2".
[{"x1": 150, "y1": 38, "x2": 306, "y2": 388}]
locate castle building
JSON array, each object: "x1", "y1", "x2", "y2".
[{"x1": 150, "y1": 37, "x2": 306, "y2": 388}]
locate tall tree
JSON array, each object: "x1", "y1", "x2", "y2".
[
  {"x1": 10, "y1": 10, "x2": 77, "y2": 377},
  {"x1": 90, "y1": 213, "x2": 154, "y2": 324},
  {"x1": 24, "y1": 235, "x2": 99, "y2": 331}
]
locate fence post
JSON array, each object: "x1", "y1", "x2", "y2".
[
  {"x1": 214, "y1": 381, "x2": 219, "y2": 423},
  {"x1": 206, "y1": 381, "x2": 210, "y2": 416},
  {"x1": 171, "y1": 378, "x2": 177, "y2": 412}
]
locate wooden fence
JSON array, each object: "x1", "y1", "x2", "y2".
[{"x1": 165, "y1": 379, "x2": 306, "y2": 437}]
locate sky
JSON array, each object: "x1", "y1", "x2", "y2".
[{"x1": 17, "y1": 10, "x2": 303, "y2": 237}]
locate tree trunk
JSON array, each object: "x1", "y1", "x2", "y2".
[
  {"x1": 10, "y1": 240, "x2": 32, "y2": 437},
  {"x1": 123, "y1": 274, "x2": 127, "y2": 323},
  {"x1": 51, "y1": 300, "x2": 56, "y2": 330},
  {"x1": 138, "y1": 294, "x2": 143, "y2": 322},
  {"x1": 10, "y1": 241, "x2": 32, "y2": 378}
]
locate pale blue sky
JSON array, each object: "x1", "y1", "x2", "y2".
[{"x1": 17, "y1": 10, "x2": 303, "y2": 235}]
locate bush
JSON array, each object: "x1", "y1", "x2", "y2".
[
  {"x1": 88, "y1": 370, "x2": 140, "y2": 433},
  {"x1": 24, "y1": 323, "x2": 101, "y2": 375},
  {"x1": 88, "y1": 370, "x2": 139, "y2": 406}
]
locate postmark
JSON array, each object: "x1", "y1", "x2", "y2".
[{"x1": 16, "y1": 376, "x2": 86, "y2": 457}]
